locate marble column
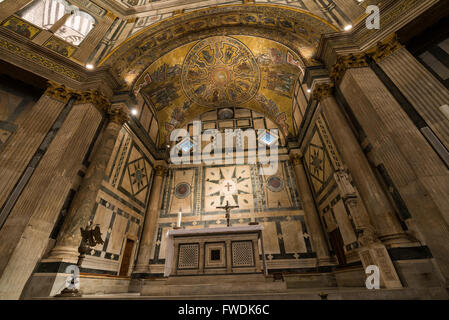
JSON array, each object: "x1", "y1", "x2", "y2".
[
  {"x1": 0, "y1": 87, "x2": 105, "y2": 299},
  {"x1": 134, "y1": 165, "x2": 167, "y2": 273},
  {"x1": 338, "y1": 65, "x2": 449, "y2": 287},
  {"x1": 315, "y1": 84, "x2": 406, "y2": 242},
  {"x1": 290, "y1": 153, "x2": 332, "y2": 266},
  {"x1": 0, "y1": 82, "x2": 70, "y2": 213},
  {"x1": 72, "y1": 11, "x2": 116, "y2": 63},
  {"x1": 377, "y1": 42, "x2": 449, "y2": 151},
  {"x1": 48, "y1": 103, "x2": 129, "y2": 263}
]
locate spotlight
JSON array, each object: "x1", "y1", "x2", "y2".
[{"x1": 86, "y1": 64, "x2": 94, "y2": 70}]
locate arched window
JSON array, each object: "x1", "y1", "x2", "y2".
[
  {"x1": 54, "y1": 10, "x2": 95, "y2": 45},
  {"x1": 20, "y1": 0, "x2": 69, "y2": 29},
  {"x1": 19, "y1": 0, "x2": 95, "y2": 46}
]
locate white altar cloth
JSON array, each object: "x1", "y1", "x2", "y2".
[{"x1": 163, "y1": 225, "x2": 266, "y2": 277}]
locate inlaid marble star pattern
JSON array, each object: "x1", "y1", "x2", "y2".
[{"x1": 205, "y1": 166, "x2": 252, "y2": 209}]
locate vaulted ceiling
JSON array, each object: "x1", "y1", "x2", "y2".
[{"x1": 96, "y1": 4, "x2": 337, "y2": 146}]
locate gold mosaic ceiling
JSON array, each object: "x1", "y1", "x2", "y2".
[
  {"x1": 137, "y1": 35, "x2": 306, "y2": 146},
  {"x1": 99, "y1": 5, "x2": 337, "y2": 147}
]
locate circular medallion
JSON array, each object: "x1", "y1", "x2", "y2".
[
  {"x1": 267, "y1": 176, "x2": 284, "y2": 192},
  {"x1": 218, "y1": 108, "x2": 234, "y2": 120},
  {"x1": 181, "y1": 36, "x2": 260, "y2": 108},
  {"x1": 175, "y1": 183, "x2": 191, "y2": 199}
]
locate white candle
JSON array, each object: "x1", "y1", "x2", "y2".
[{"x1": 177, "y1": 209, "x2": 182, "y2": 228}]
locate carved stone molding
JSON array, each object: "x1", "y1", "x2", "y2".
[{"x1": 312, "y1": 82, "x2": 335, "y2": 102}]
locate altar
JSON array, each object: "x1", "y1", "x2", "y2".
[{"x1": 164, "y1": 225, "x2": 268, "y2": 277}]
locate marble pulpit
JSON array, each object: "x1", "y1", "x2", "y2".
[{"x1": 163, "y1": 225, "x2": 267, "y2": 277}]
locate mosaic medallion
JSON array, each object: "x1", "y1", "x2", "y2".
[
  {"x1": 181, "y1": 36, "x2": 260, "y2": 108},
  {"x1": 175, "y1": 182, "x2": 191, "y2": 199},
  {"x1": 267, "y1": 176, "x2": 284, "y2": 192}
]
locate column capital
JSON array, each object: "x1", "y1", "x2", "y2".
[
  {"x1": 45, "y1": 81, "x2": 76, "y2": 103},
  {"x1": 312, "y1": 82, "x2": 335, "y2": 102},
  {"x1": 154, "y1": 165, "x2": 168, "y2": 176},
  {"x1": 289, "y1": 152, "x2": 303, "y2": 165},
  {"x1": 75, "y1": 89, "x2": 111, "y2": 113},
  {"x1": 330, "y1": 33, "x2": 402, "y2": 84},
  {"x1": 369, "y1": 33, "x2": 402, "y2": 63},
  {"x1": 330, "y1": 52, "x2": 369, "y2": 84},
  {"x1": 108, "y1": 107, "x2": 130, "y2": 125}
]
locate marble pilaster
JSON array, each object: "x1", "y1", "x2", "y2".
[
  {"x1": 316, "y1": 85, "x2": 406, "y2": 242},
  {"x1": 290, "y1": 153, "x2": 332, "y2": 266},
  {"x1": 134, "y1": 164, "x2": 167, "y2": 273},
  {"x1": 339, "y1": 66, "x2": 449, "y2": 287}
]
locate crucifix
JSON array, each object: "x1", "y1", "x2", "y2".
[{"x1": 216, "y1": 201, "x2": 239, "y2": 227}]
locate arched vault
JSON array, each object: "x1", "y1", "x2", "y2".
[{"x1": 100, "y1": 4, "x2": 337, "y2": 147}]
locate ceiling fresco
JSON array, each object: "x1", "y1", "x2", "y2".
[{"x1": 138, "y1": 35, "x2": 304, "y2": 147}]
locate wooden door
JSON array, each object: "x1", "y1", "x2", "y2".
[
  {"x1": 329, "y1": 228, "x2": 347, "y2": 266},
  {"x1": 119, "y1": 238, "x2": 134, "y2": 276}
]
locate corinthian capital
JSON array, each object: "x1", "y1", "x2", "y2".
[
  {"x1": 108, "y1": 107, "x2": 129, "y2": 125},
  {"x1": 45, "y1": 81, "x2": 75, "y2": 102},
  {"x1": 76, "y1": 90, "x2": 111, "y2": 114},
  {"x1": 289, "y1": 152, "x2": 303, "y2": 165},
  {"x1": 312, "y1": 82, "x2": 334, "y2": 102},
  {"x1": 154, "y1": 165, "x2": 168, "y2": 176}
]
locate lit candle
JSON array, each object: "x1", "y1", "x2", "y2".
[{"x1": 177, "y1": 209, "x2": 182, "y2": 228}]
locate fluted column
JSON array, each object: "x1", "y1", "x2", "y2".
[
  {"x1": 134, "y1": 165, "x2": 167, "y2": 273},
  {"x1": 0, "y1": 82, "x2": 70, "y2": 214},
  {"x1": 48, "y1": 102, "x2": 129, "y2": 263},
  {"x1": 290, "y1": 153, "x2": 332, "y2": 266},
  {"x1": 0, "y1": 86, "x2": 105, "y2": 299},
  {"x1": 377, "y1": 40, "x2": 449, "y2": 150},
  {"x1": 337, "y1": 65, "x2": 449, "y2": 287},
  {"x1": 314, "y1": 83, "x2": 406, "y2": 242},
  {"x1": 72, "y1": 11, "x2": 116, "y2": 63}
]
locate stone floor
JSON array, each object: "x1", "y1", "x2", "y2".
[{"x1": 35, "y1": 287, "x2": 449, "y2": 300}]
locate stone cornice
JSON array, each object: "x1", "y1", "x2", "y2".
[
  {"x1": 316, "y1": 0, "x2": 439, "y2": 70},
  {"x1": 0, "y1": 28, "x2": 120, "y2": 96}
]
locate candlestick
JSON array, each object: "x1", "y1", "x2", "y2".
[{"x1": 177, "y1": 209, "x2": 182, "y2": 228}]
